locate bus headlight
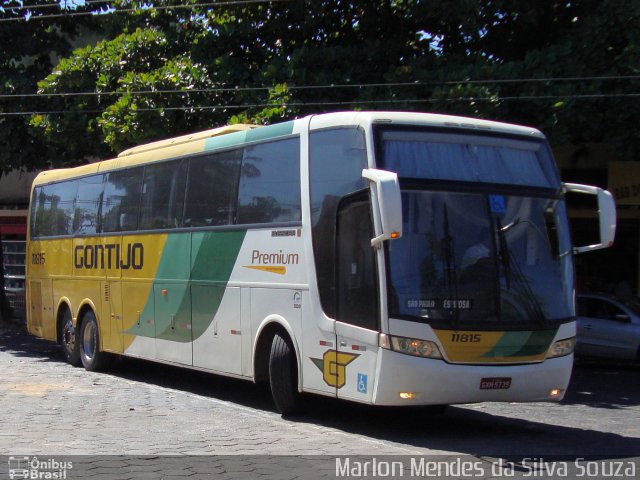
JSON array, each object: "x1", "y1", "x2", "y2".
[
  {"x1": 546, "y1": 337, "x2": 576, "y2": 358},
  {"x1": 388, "y1": 335, "x2": 443, "y2": 359}
]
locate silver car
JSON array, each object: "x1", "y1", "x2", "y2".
[{"x1": 576, "y1": 293, "x2": 640, "y2": 361}]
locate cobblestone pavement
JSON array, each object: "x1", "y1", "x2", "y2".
[{"x1": 1, "y1": 322, "x2": 639, "y2": 461}]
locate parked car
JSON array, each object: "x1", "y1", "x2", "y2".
[{"x1": 576, "y1": 293, "x2": 640, "y2": 361}]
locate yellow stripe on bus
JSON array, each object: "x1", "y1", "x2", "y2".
[{"x1": 242, "y1": 265, "x2": 287, "y2": 275}]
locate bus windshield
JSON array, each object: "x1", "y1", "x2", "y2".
[
  {"x1": 378, "y1": 128, "x2": 574, "y2": 330},
  {"x1": 378, "y1": 129, "x2": 560, "y2": 187}
]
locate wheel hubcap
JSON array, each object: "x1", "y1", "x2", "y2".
[{"x1": 83, "y1": 322, "x2": 96, "y2": 360}]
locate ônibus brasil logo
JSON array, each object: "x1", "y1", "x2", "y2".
[{"x1": 8, "y1": 457, "x2": 72, "y2": 479}]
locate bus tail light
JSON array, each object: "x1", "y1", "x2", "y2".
[
  {"x1": 380, "y1": 334, "x2": 443, "y2": 359},
  {"x1": 546, "y1": 337, "x2": 576, "y2": 358}
]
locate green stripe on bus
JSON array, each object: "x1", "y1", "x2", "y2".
[
  {"x1": 510, "y1": 329, "x2": 557, "y2": 357},
  {"x1": 190, "y1": 230, "x2": 247, "y2": 282},
  {"x1": 245, "y1": 121, "x2": 294, "y2": 142},
  {"x1": 127, "y1": 230, "x2": 247, "y2": 342},
  {"x1": 482, "y1": 329, "x2": 557, "y2": 358},
  {"x1": 203, "y1": 121, "x2": 295, "y2": 152}
]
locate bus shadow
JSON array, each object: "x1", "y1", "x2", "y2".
[
  {"x1": 0, "y1": 324, "x2": 278, "y2": 410},
  {"x1": 82, "y1": 357, "x2": 640, "y2": 458},
  {"x1": 293, "y1": 360, "x2": 640, "y2": 456},
  {"x1": 0, "y1": 323, "x2": 65, "y2": 363},
  {"x1": 292, "y1": 397, "x2": 640, "y2": 457},
  {"x1": 566, "y1": 359, "x2": 640, "y2": 409},
  {"x1": 111, "y1": 358, "x2": 640, "y2": 457},
  {"x1": 109, "y1": 354, "x2": 278, "y2": 413},
  {"x1": 2, "y1": 326, "x2": 639, "y2": 457}
]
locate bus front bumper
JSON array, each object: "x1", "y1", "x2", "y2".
[{"x1": 372, "y1": 348, "x2": 573, "y2": 406}]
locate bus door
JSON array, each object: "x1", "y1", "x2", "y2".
[
  {"x1": 334, "y1": 193, "x2": 380, "y2": 403},
  {"x1": 103, "y1": 281, "x2": 123, "y2": 353},
  {"x1": 28, "y1": 278, "x2": 53, "y2": 339},
  {"x1": 109, "y1": 233, "x2": 154, "y2": 360},
  {"x1": 192, "y1": 284, "x2": 242, "y2": 375}
]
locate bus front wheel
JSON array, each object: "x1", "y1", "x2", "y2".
[
  {"x1": 79, "y1": 310, "x2": 110, "y2": 372},
  {"x1": 60, "y1": 309, "x2": 81, "y2": 366},
  {"x1": 269, "y1": 332, "x2": 300, "y2": 415}
]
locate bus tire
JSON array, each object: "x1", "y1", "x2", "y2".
[
  {"x1": 269, "y1": 332, "x2": 300, "y2": 415},
  {"x1": 79, "y1": 310, "x2": 110, "y2": 372},
  {"x1": 60, "y1": 308, "x2": 81, "y2": 366}
]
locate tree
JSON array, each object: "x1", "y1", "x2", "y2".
[
  {"x1": 0, "y1": 0, "x2": 98, "y2": 174},
  {"x1": 4, "y1": 0, "x2": 638, "y2": 168},
  {"x1": 29, "y1": 0, "x2": 446, "y2": 159},
  {"x1": 410, "y1": 0, "x2": 640, "y2": 160}
]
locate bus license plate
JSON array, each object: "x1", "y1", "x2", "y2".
[{"x1": 480, "y1": 377, "x2": 512, "y2": 390}]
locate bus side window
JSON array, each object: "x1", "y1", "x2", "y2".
[
  {"x1": 310, "y1": 127, "x2": 368, "y2": 319},
  {"x1": 73, "y1": 174, "x2": 104, "y2": 235},
  {"x1": 30, "y1": 187, "x2": 46, "y2": 238},
  {"x1": 236, "y1": 137, "x2": 301, "y2": 224},
  {"x1": 102, "y1": 168, "x2": 144, "y2": 233},
  {"x1": 32, "y1": 181, "x2": 78, "y2": 237},
  {"x1": 184, "y1": 150, "x2": 241, "y2": 227},
  {"x1": 139, "y1": 160, "x2": 187, "y2": 230}
]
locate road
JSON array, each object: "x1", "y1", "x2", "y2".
[{"x1": 0, "y1": 322, "x2": 638, "y2": 478}]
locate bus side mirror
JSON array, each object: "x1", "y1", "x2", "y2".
[
  {"x1": 563, "y1": 183, "x2": 617, "y2": 254},
  {"x1": 362, "y1": 168, "x2": 403, "y2": 247}
]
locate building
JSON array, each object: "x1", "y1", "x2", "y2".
[
  {"x1": 0, "y1": 170, "x2": 38, "y2": 320},
  {"x1": 556, "y1": 144, "x2": 639, "y2": 298}
]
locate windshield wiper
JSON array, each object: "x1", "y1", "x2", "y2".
[
  {"x1": 496, "y1": 216, "x2": 547, "y2": 326},
  {"x1": 496, "y1": 217, "x2": 512, "y2": 289},
  {"x1": 442, "y1": 204, "x2": 460, "y2": 328}
]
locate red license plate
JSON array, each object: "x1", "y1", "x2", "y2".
[{"x1": 480, "y1": 377, "x2": 512, "y2": 390}]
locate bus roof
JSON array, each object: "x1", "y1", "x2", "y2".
[
  {"x1": 33, "y1": 123, "x2": 259, "y2": 186},
  {"x1": 117, "y1": 124, "x2": 256, "y2": 157},
  {"x1": 307, "y1": 111, "x2": 545, "y2": 139},
  {"x1": 32, "y1": 111, "x2": 546, "y2": 187}
]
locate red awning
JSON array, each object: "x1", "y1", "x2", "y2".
[{"x1": 0, "y1": 224, "x2": 26, "y2": 235}]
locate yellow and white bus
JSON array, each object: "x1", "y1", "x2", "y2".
[{"x1": 27, "y1": 112, "x2": 616, "y2": 414}]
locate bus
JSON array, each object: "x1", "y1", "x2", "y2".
[{"x1": 26, "y1": 111, "x2": 616, "y2": 414}]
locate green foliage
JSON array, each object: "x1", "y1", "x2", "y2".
[
  {"x1": 0, "y1": 0, "x2": 87, "y2": 174},
  {"x1": 470, "y1": 0, "x2": 640, "y2": 160},
  {"x1": 1, "y1": 0, "x2": 638, "y2": 169},
  {"x1": 33, "y1": 28, "x2": 203, "y2": 159},
  {"x1": 98, "y1": 55, "x2": 218, "y2": 151}
]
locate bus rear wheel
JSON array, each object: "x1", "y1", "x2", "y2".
[
  {"x1": 269, "y1": 332, "x2": 300, "y2": 415},
  {"x1": 79, "y1": 310, "x2": 110, "y2": 372},
  {"x1": 60, "y1": 309, "x2": 80, "y2": 366}
]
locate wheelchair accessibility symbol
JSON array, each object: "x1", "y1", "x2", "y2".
[
  {"x1": 489, "y1": 194, "x2": 506, "y2": 214},
  {"x1": 357, "y1": 373, "x2": 368, "y2": 394}
]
